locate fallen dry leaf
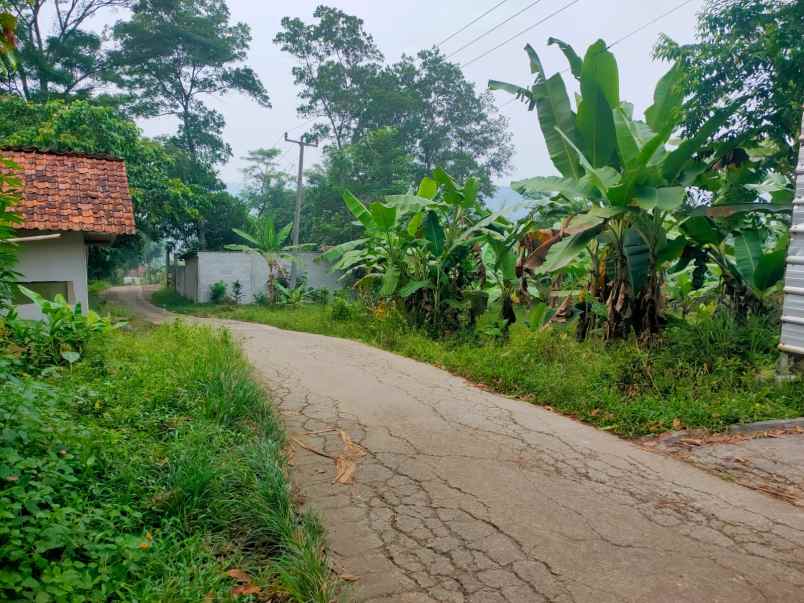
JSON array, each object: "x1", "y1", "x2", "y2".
[
  {"x1": 339, "y1": 430, "x2": 367, "y2": 458},
  {"x1": 226, "y1": 569, "x2": 251, "y2": 583},
  {"x1": 291, "y1": 438, "x2": 336, "y2": 460},
  {"x1": 340, "y1": 574, "x2": 360, "y2": 582},
  {"x1": 231, "y1": 584, "x2": 261, "y2": 596},
  {"x1": 334, "y1": 456, "x2": 357, "y2": 484},
  {"x1": 138, "y1": 530, "x2": 153, "y2": 550},
  {"x1": 672, "y1": 418, "x2": 683, "y2": 430}
]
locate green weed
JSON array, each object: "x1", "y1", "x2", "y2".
[
  {"x1": 153, "y1": 290, "x2": 804, "y2": 438},
  {"x1": 0, "y1": 322, "x2": 337, "y2": 602}
]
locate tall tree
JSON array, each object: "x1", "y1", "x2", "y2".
[
  {"x1": 655, "y1": 0, "x2": 803, "y2": 176},
  {"x1": 240, "y1": 148, "x2": 293, "y2": 217},
  {"x1": 384, "y1": 48, "x2": 513, "y2": 193},
  {"x1": 274, "y1": 5, "x2": 383, "y2": 149},
  {"x1": 276, "y1": 6, "x2": 513, "y2": 192},
  {"x1": 112, "y1": 0, "x2": 269, "y2": 167},
  {"x1": 2, "y1": 0, "x2": 129, "y2": 100},
  {"x1": 300, "y1": 127, "x2": 415, "y2": 246}
]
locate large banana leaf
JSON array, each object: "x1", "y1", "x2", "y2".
[
  {"x1": 662, "y1": 98, "x2": 742, "y2": 181},
  {"x1": 580, "y1": 40, "x2": 619, "y2": 107},
  {"x1": 680, "y1": 216, "x2": 724, "y2": 246},
  {"x1": 556, "y1": 128, "x2": 622, "y2": 198},
  {"x1": 624, "y1": 227, "x2": 650, "y2": 292},
  {"x1": 753, "y1": 249, "x2": 786, "y2": 291},
  {"x1": 577, "y1": 90, "x2": 617, "y2": 169},
  {"x1": 276, "y1": 222, "x2": 294, "y2": 247},
  {"x1": 733, "y1": 231, "x2": 762, "y2": 286},
  {"x1": 322, "y1": 238, "x2": 368, "y2": 263},
  {"x1": 417, "y1": 177, "x2": 438, "y2": 200},
  {"x1": 644, "y1": 62, "x2": 684, "y2": 132},
  {"x1": 368, "y1": 202, "x2": 397, "y2": 233},
  {"x1": 505, "y1": 44, "x2": 583, "y2": 180},
  {"x1": 688, "y1": 202, "x2": 792, "y2": 218},
  {"x1": 385, "y1": 194, "x2": 433, "y2": 214},
  {"x1": 380, "y1": 265, "x2": 400, "y2": 296},
  {"x1": 577, "y1": 40, "x2": 619, "y2": 168},
  {"x1": 531, "y1": 75, "x2": 583, "y2": 178},
  {"x1": 612, "y1": 105, "x2": 642, "y2": 167},
  {"x1": 632, "y1": 187, "x2": 685, "y2": 211},
  {"x1": 343, "y1": 191, "x2": 374, "y2": 229},
  {"x1": 423, "y1": 211, "x2": 445, "y2": 256},
  {"x1": 398, "y1": 280, "x2": 433, "y2": 298},
  {"x1": 548, "y1": 37, "x2": 582, "y2": 80},
  {"x1": 511, "y1": 175, "x2": 588, "y2": 199},
  {"x1": 536, "y1": 223, "x2": 604, "y2": 273}
]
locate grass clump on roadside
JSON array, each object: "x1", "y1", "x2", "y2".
[
  {"x1": 0, "y1": 321, "x2": 337, "y2": 602},
  {"x1": 153, "y1": 289, "x2": 804, "y2": 438}
]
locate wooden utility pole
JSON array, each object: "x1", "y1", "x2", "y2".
[{"x1": 285, "y1": 132, "x2": 318, "y2": 288}]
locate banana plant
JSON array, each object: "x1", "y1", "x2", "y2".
[
  {"x1": 226, "y1": 215, "x2": 301, "y2": 303},
  {"x1": 490, "y1": 39, "x2": 742, "y2": 339},
  {"x1": 324, "y1": 169, "x2": 505, "y2": 333}
]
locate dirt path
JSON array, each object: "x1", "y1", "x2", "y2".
[{"x1": 110, "y1": 286, "x2": 804, "y2": 602}]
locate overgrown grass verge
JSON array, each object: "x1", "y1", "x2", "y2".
[
  {"x1": 152, "y1": 288, "x2": 804, "y2": 438},
  {"x1": 0, "y1": 322, "x2": 337, "y2": 602}
]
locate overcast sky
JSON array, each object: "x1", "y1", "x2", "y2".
[{"x1": 133, "y1": 0, "x2": 704, "y2": 188}]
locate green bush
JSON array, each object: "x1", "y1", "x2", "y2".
[
  {"x1": 0, "y1": 323, "x2": 336, "y2": 602},
  {"x1": 1, "y1": 287, "x2": 120, "y2": 371},
  {"x1": 209, "y1": 281, "x2": 227, "y2": 304},
  {"x1": 156, "y1": 294, "x2": 804, "y2": 438},
  {"x1": 329, "y1": 296, "x2": 356, "y2": 321}
]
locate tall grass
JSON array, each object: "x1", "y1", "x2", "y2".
[
  {"x1": 153, "y1": 289, "x2": 804, "y2": 438},
  {"x1": 0, "y1": 322, "x2": 337, "y2": 602}
]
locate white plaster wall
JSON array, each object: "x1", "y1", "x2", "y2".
[
  {"x1": 174, "y1": 256, "x2": 199, "y2": 301},
  {"x1": 196, "y1": 252, "x2": 269, "y2": 304},
  {"x1": 187, "y1": 251, "x2": 343, "y2": 304},
  {"x1": 281, "y1": 253, "x2": 344, "y2": 290},
  {"x1": 14, "y1": 231, "x2": 88, "y2": 320}
]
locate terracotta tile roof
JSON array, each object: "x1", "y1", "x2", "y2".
[{"x1": 2, "y1": 149, "x2": 136, "y2": 235}]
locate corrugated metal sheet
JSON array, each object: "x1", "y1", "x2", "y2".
[{"x1": 780, "y1": 111, "x2": 804, "y2": 356}]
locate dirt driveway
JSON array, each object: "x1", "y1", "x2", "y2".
[{"x1": 110, "y1": 286, "x2": 804, "y2": 602}]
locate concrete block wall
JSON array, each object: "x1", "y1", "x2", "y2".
[
  {"x1": 172, "y1": 251, "x2": 343, "y2": 304},
  {"x1": 195, "y1": 252, "x2": 269, "y2": 304}
]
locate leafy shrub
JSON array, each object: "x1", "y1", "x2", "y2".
[
  {"x1": 329, "y1": 296, "x2": 355, "y2": 321},
  {"x1": 1, "y1": 287, "x2": 120, "y2": 371},
  {"x1": 0, "y1": 323, "x2": 336, "y2": 602},
  {"x1": 0, "y1": 379, "x2": 149, "y2": 601},
  {"x1": 209, "y1": 281, "x2": 227, "y2": 304},
  {"x1": 232, "y1": 279, "x2": 243, "y2": 304}
]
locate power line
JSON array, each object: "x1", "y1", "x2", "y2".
[
  {"x1": 446, "y1": 0, "x2": 546, "y2": 59},
  {"x1": 437, "y1": 0, "x2": 512, "y2": 48},
  {"x1": 609, "y1": 0, "x2": 696, "y2": 49},
  {"x1": 494, "y1": 0, "x2": 698, "y2": 109},
  {"x1": 558, "y1": 0, "x2": 697, "y2": 74},
  {"x1": 461, "y1": 0, "x2": 581, "y2": 69}
]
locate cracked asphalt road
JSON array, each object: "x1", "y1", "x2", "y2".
[{"x1": 111, "y1": 286, "x2": 804, "y2": 602}]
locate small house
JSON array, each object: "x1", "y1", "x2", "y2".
[{"x1": 4, "y1": 149, "x2": 135, "y2": 319}]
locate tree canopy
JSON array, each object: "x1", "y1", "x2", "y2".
[
  {"x1": 1, "y1": 0, "x2": 129, "y2": 100},
  {"x1": 112, "y1": 0, "x2": 269, "y2": 167},
  {"x1": 275, "y1": 5, "x2": 513, "y2": 192},
  {"x1": 654, "y1": 0, "x2": 803, "y2": 176}
]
